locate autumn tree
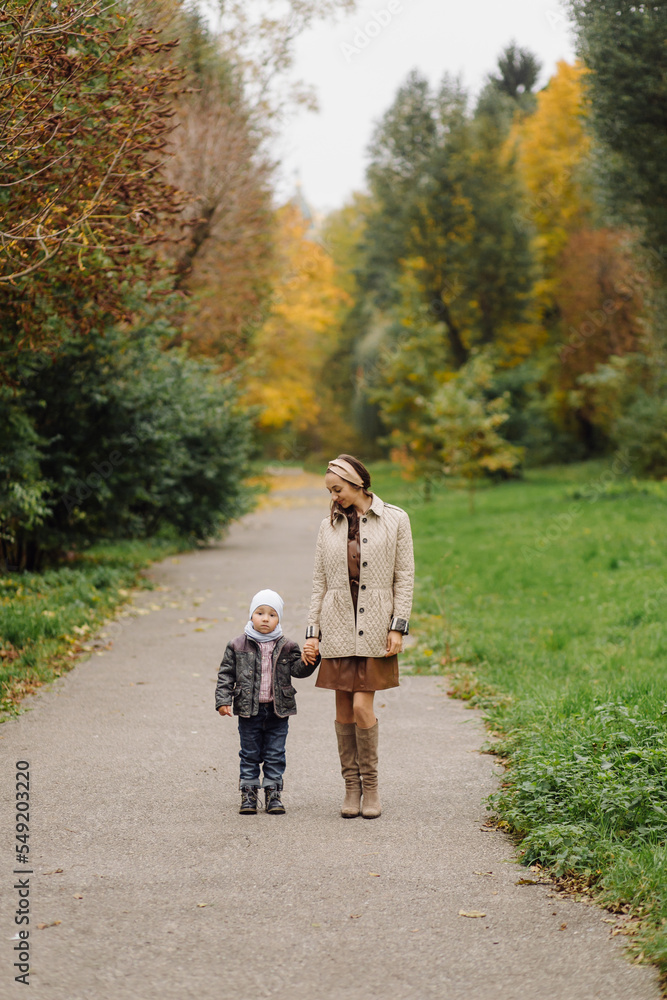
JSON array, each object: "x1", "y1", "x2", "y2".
[
  {"x1": 242, "y1": 202, "x2": 352, "y2": 457},
  {"x1": 159, "y1": 0, "x2": 360, "y2": 368},
  {"x1": 319, "y1": 192, "x2": 379, "y2": 444},
  {"x1": 555, "y1": 228, "x2": 644, "y2": 441},
  {"x1": 509, "y1": 60, "x2": 593, "y2": 304},
  {"x1": 0, "y1": 0, "x2": 184, "y2": 369},
  {"x1": 161, "y1": 5, "x2": 275, "y2": 367},
  {"x1": 508, "y1": 59, "x2": 651, "y2": 454},
  {"x1": 361, "y1": 71, "x2": 536, "y2": 371},
  {"x1": 564, "y1": 1, "x2": 667, "y2": 471}
]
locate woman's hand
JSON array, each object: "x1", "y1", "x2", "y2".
[
  {"x1": 218, "y1": 705, "x2": 232, "y2": 717},
  {"x1": 303, "y1": 637, "x2": 320, "y2": 665},
  {"x1": 386, "y1": 629, "x2": 403, "y2": 656}
]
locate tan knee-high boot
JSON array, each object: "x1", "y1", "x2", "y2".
[
  {"x1": 335, "y1": 721, "x2": 361, "y2": 818},
  {"x1": 356, "y1": 721, "x2": 381, "y2": 819}
]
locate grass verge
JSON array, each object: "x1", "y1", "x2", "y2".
[
  {"x1": 0, "y1": 538, "x2": 189, "y2": 719},
  {"x1": 370, "y1": 460, "x2": 667, "y2": 989}
]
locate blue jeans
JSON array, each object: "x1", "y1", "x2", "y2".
[{"x1": 238, "y1": 703, "x2": 289, "y2": 788}]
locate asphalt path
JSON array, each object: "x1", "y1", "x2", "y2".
[{"x1": 0, "y1": 472, "x2": 660, "y2": 999}]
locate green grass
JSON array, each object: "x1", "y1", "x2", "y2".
[
  {"x1": 0, "y1": 538, "x2": 188, "y2": 718},
  {"x1": 370, "y1": 460, "x2": 667, "y2": 985}
]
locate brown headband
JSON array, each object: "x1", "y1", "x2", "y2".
[{"x1": 327, "y1": 458, "x2": 364, "y2": 488}]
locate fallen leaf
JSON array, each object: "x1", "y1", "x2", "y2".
[
  {"x1": 473, "y1": 871, "x2": 494, "y2": 877},
  {"x1": 37, "y1": 921, "x2": 61, "y2": 930},
  {"x1": 459, "y1": 910, "x2": 486, "y2": 918},
  {"x1": 560, "y1": 923, "x2": 567, "y2": 931},
  {"x1": 73, "y1": 894, "x2": 83, "y2": 899},
  {"x1": 196, "y1": 903, "x2": 208, "y2": 908},
  {"x1": 368, "y1": 872, "x2": 381, "y2": 877},
  {"x1": 515, "y1": 878, "x2": 541, "y2": 885},
  {"x1": 349, "y1": 914, "x2": 361, "y2": 919},
  {"x1": 601, "y1": 918, "x2": 616, "y2": 924},
  {"x1": 42, "y1": 869, "x2": 63, "y2": 875}
]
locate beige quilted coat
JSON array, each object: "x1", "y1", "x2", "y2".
[{"x1": 307, "y1": 494, "x2": 414, "y2": 658}]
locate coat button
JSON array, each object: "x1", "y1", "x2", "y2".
[
  {"x1": 361, "y1": 584, "x2": 366, "y2": 590},
  {"x1": 359, "y1": 608, "x2": 364, "y2": 613},
  {"x1": 358, "y1": 630, "x2": 363, "y2": 636},
  {"x1": 362, "y1": 538, "x2": 367, "y2": 543},
  {"x1": 362, "y1": 517, "x2": 367, "y2": 522},
  {"x1": 362, "y1": 561, "x2": 367, "y2": 568}
]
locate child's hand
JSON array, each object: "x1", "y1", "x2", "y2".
[
  {"x1": 303, "y1": 638, "x2": 319, "y2": 664},
  {"x1": 301, "y1": 639, "x2": 319, "y2": 667},
  {"x1": 218, "y1": 705, "x2": 232, "y2": 717}
]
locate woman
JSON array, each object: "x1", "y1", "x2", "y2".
[{"x1": 303, "y1": 454, "x2": 414, "y2": 819}]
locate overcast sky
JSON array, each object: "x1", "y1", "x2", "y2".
[{"x1": 272, "y1": 0, "x2": 577, "y2": 213}]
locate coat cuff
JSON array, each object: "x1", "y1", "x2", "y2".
[{"x1": 390, "y1": 616, "x2": 410, "y2": 635}]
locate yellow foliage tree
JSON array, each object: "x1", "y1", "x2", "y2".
[
  {"x1": 508, "y1": 60, "x2": 593, "y2": 305},
  {"x1": 243, "y1": 203, "x2": 352, "y2": 455}
]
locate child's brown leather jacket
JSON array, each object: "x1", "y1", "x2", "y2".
[{"x1": 215, "y1": 634, "x2": 319, "y2": 718}]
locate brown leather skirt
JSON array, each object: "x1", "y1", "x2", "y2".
[{"x1": 315, "y1": 655, "x2": 399, "y2": 692}]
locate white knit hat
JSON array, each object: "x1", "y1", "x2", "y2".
[{"x1": 249, "y1": 589, "x2": 284, "y2": 621}]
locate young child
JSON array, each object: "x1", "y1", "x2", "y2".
[{"x1": 215, "y1": 589, "x2": 319, "y2": 815}]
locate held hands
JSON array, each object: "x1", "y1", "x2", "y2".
[
  {"x1": 386, "y1": 629, "x2": 403, "y2": 656},
  {"x1": 218, "y1": 705, "x2": 232, "y2": 717},
  {"x1": 302, "y1": 637, "x2": 319, "y2": 665}
]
